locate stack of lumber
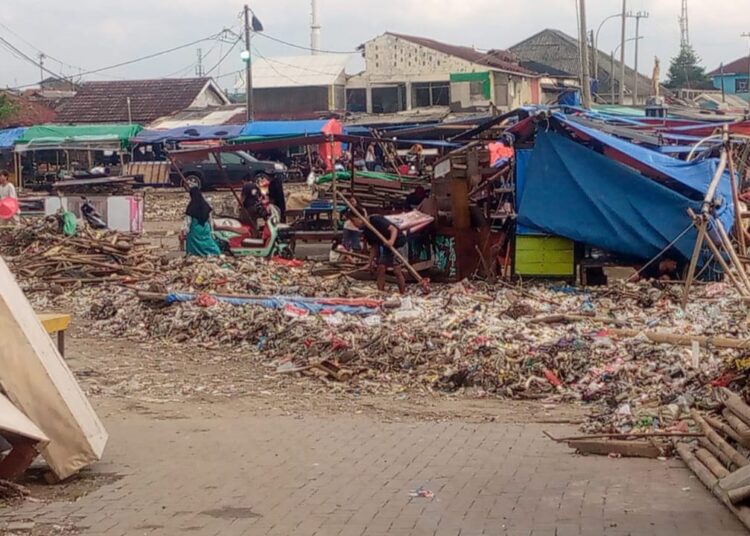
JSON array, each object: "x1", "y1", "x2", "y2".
[
  {"x1": 8, "y1": 231, "x2": 157, "y2": 285},
  {"x1": 676, "y1": 387, "x2": 750, "y2": 530}
]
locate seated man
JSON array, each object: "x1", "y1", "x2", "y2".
[{"x1": 346, "y1": 211, "x2": 406, "y2": 294}]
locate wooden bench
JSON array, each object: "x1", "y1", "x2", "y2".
[{"x1": 37, "y1": 313, "x2": 71, "y2": 357}]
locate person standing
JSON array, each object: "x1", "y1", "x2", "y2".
[
  {"x1": 0, "y1": 170, "x2": 19, "y2": 224},
  {"x1": 184, "y1": 187, "x2": 221, "y2": 257},
  {"x1": 0, "y1": 170, "x2": 17, "y2": 200},
  {"x1": 365, "y1": 143, "x2": 377, "y2": 171},
  {"x1": 346, "y1": 211, "x2": 406, "y2": 294}
]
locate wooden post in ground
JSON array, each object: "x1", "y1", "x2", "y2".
[
  {"x1": 682, "y1": 211, "x2": 708, "y2": 308},
  {"x1": 728, "y1": 149, "x2": 747, "y2": 256}
]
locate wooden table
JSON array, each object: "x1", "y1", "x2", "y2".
[{"x1": 37, "y1": 313, "x2": 71, "y2": 356}]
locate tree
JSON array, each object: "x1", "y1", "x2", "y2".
[
  {"x1": 665, "y1": 44, "x2": 712, "y2": 89},
  {"x1": 0, "y1": 92, "x2": 17, "y2": 121}
]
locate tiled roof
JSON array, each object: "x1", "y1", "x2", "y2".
[
  {"x1": 0, "y1": 92, "x2": 57, "y2": 128},
  {"x1": 709, "y1": 56, "x2": 750, "y2": 77},
  {"x1": 386, "y1": 33, "x2": 534, "y2": 76},
  {"x1": 55, "y1": 78, "x2": 226, "y2": 124}
]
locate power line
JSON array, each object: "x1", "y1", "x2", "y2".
[
  {"x1": 5, "y1": 31, "x2": 224, "y2": 90},
  {"x1": 255, "y1": 32, "x2": 356, "y2": 55},
  {"x1": 205, "y1": 37, "x2": 242, "y2": 76}
]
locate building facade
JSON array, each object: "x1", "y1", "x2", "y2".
[
  {"x1": 709, "y1": 56, "x2": 750, "y2": 100},
  {"x1": 346, "y1": 33, "x2": 539, "y2": 114}
]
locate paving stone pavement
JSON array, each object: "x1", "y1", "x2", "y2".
[{"x1": 1, "y1": 413, "x2": 745, "y2": 536}]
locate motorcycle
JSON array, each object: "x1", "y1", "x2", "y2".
[{"x1": 213, "y1": 204, "x2": 295, "y2": 258}]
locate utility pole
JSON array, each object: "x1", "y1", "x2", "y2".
[
  {"x1": 631, "y1": 11, "x2": 648, "y2": 105},
  {"x1": 619, "y1": 0, "x2": 627, "y2": 104},
  {"x1": 38, "y1": 53, "x2": 45, "y2": 86},
  {"x1": 244, "y1": 4, "x2": 253, "y2": 121},
  {"x1": 578, "y1": 0, "x2": 593, "y2": 108},
  {"x1": 743, "y1": 33, "x2": 750, "y2": 105}
]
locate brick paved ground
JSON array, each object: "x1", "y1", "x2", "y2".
[{"x1": 1, "y1": 410, "x2": 745, "y2": 536}]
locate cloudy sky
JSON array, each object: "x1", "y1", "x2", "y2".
[{"x1": 1, "y1": 0, "x2": 748, "y2": 89}]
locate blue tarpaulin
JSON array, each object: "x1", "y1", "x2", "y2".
[
  {"x1": 517, "y1": 130, "x2": 726, "y2": 262},
  {"x1": 238, "y1": 120, "x2": 333, "y2": 138},
  {"x1": 132, "y1": 125, "x2": 243, "y2": 144},
  {"x1": 557, "y1": 115, "x2": 733, "y2": 203},
  {"x1": 0, "y1": 127, "x2": 27, "y2": 150},
  {"x1": 164, "y1": 292, "x2": 379, "y2": 316}
]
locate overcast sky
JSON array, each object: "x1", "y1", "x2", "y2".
[{"x1": 1, "y1": 0, "x2": 749, "y2": 90}]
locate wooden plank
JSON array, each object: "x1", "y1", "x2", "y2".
[
  {"x1": 566, "y1": 439, "x2": 662, "y2": 458},
  {"x1": 0, "y1": 438, "x2": 39, "y2": 481},
  {"x1": 0, "y1": 258, "x2": 107, "y2": 480},
  {"x1": 37, "y1": 313, "x2": 71, "y2": 334}
]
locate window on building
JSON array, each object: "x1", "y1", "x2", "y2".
[
  {"x1": 736, "y1": 78, "x2": 749, "y2": 94},
  {"x1": 412, "y1": 82, "x2": 451, "y2": 108},
  {"x1": 346, "y1": 88, "x2": 367, "y2": 113},
  {"x1": 469, "y1": 81, "x2": 487, "y2": 101}
]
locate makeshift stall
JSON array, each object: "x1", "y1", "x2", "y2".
[
  {"x1": 14, "y1": 124, "x2": 143, "y2": 189},
  {"x1": 0, "y1": 127, "x2": 27, "y2": 185}
]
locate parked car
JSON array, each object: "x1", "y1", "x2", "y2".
[{"x1": 171, "y1": 151, "x2": 287, "y2": 190}]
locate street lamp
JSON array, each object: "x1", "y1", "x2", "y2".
[
  {"x1": 610, "y1": 36, "x2": 643, "y2": 104},
  {"x1": 594, "y1": 13, "x2": 621, "y2": 82}
]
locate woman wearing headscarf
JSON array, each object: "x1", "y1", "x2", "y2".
[{"x1": 184, "y1": 187, "x2": 221, "y2": 256}]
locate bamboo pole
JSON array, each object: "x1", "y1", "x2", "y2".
[
  {"x1": 693, "y1": 411, "x2": 749, "y2": 469},
  {"x1": 682, "y1": 214, "x2": 707, "y2": 308},
  {"x1": 728, "y1": 149, "x2": 747, "y2": 256},
  {"x1": 715, "y1": 218, "x2": 750, "y2": 293},
  {"x1": 700, "y1": 436, "x2": 734, "y2": 468},
  {"x1": 609, "y1": 328, "x2": 750, "y2": 350},
  {"x1": 720, "y1": 388, "x2": 750, "y2": 429},
  {"x1": 705, "y1": 414, "x2": 745, "y2": 446},
  {"x1": 676, "y1": 442, "x2": 750, "y2": 531},
  {"x1": 696, "y1": 447, "x2": 731, "y2": 479}
]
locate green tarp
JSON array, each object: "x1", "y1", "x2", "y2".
[
  {"x1": 317, "y1": 170, "x2": 421, "y2": 185},
  {"x1": 15, "y1": 124, "x2": 143, "y2": 150}
]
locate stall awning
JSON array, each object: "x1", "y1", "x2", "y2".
[
  {"x1": 235, "y1": 119, "x2": 342, "y2": 141},
  {"x1": 0, "y1": 127, "x2": 27, "y2": 150},
  {"x1": 132, "y1": 124, "x2": 243, "y2": 144},
  {"x1": 15, "y1": 124, "x2": 143, "y2": 152}
]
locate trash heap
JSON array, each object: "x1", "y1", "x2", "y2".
[{"x1": 19, "y1": 250, "x2": 741, "y2": 435}]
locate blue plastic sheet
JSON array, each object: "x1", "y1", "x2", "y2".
[
  {"x1": 132, "y1": 125, "x2": 243, "y2": 144},
  {"x1": 239, "y1": 120, "x2": 332, "y2": 138},
  {"x1": 164, "y1": 292, "x2": 379, "y2": 316},
  {"x1": 0, "y1": 127, "x2": 27, "y2": 150},
  {"x1": 517, "y1": 130, "x2": 711, "y2": 262},
  {"x1": 556, "y1": 115, "x2": 734, "y2": 204}
]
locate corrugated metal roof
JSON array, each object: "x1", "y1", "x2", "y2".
[
  {"x1": 235, "y1": 54, "x2": 350, "y2": 90},
  {"x1": 148, "y1": 105, "x2": 247, "y2": 129}
]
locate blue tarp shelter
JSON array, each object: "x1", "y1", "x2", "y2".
[
  {"x1": 132, "y1": 125, "x2": 243, "y2": 144},
  {"x1": 517, "y1": 129, "x2": 733, "y2": 263},
  {"x1": 557, "y1": 115, "x2": 733, "y2": 202},
  {"x1": 237, "y1": 120, "x2": 337, "y2": 139},
  {"x1": 0, "y1": 127, "x2": 27, "y2": 150}
]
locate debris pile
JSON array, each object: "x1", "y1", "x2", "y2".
[
  {"x1": 0, "y1": 220, "x2": 158, "y2": 286},
  {"x1": 29, "y1": 256, "x2": 740, "y2": 434}
]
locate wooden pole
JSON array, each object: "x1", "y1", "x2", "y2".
[
  {"x1": 701, "y1": 226, "x2": 749, "y2": 296},
  {"x1": 682, "y1": 213, "x2": 708, "y2": 308},
  {"x1": 715, "y1": 218, "x2": 750, "y2": 293},
  {"x1": 330, "y1": 136, "x2": 339, "y2": 224},
  {"x1": 728, "y1": 149, "x2": 747, "y2": 256},
  {"x1": 338, "y1": 194, "x2": 430, "y2": 293},
  {"x1": 609, "y1": 328, "x2": 750, "y2": 349}
]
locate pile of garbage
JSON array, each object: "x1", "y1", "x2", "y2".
[{"x1": 19, "y1": 250, "x2": 744, "y2": 433}]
